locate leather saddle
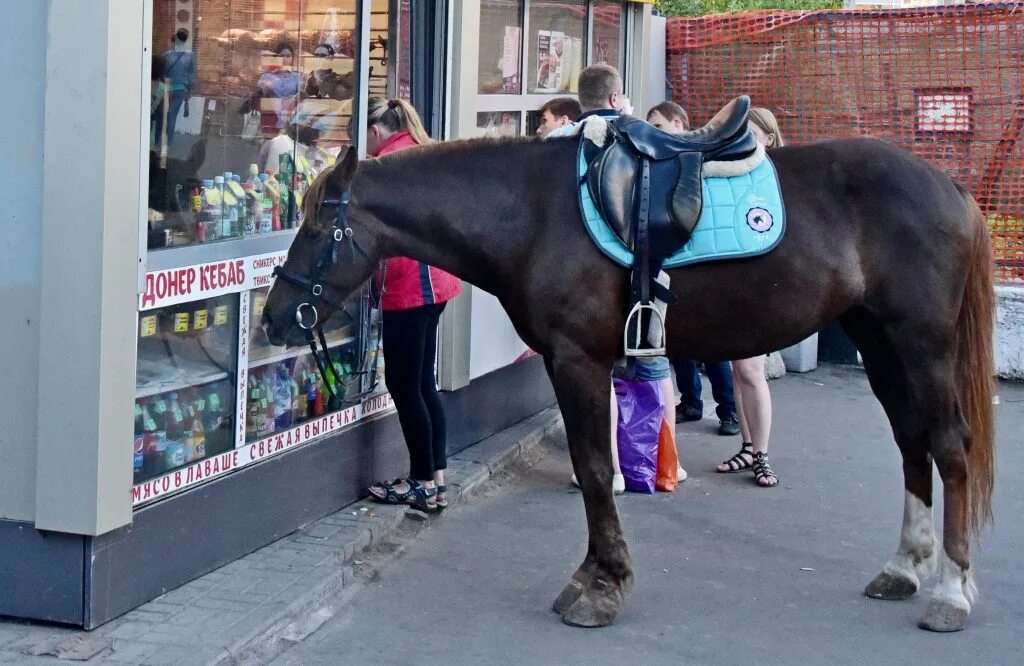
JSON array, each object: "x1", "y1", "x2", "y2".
[
  {"x1": 585, "y1": 96, "x2": 758, "y2": 251},
  {"x1": 581, "y1": 96, "x2": 758, "y2": 357}
]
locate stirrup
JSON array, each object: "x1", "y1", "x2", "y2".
[{"x1": 623, "y1": 301, "x2": 666, "y2": 358}]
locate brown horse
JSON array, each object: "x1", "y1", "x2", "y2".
[{"x1": 262, "y1": 134, "x2": 995, "y2": 632}]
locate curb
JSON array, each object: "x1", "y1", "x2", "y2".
[{"x1": 213, "y1": 407, "x2": 564, "y2": 665}]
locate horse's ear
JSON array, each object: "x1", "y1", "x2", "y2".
[{"x1": 330, "y1": 146, "x2": 359, "y2": 190}]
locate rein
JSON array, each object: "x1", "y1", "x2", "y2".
[{"x1": 272, "y1": 193, "x2": 384, "y2": 406}]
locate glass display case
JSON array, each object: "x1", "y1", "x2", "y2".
[
  {"x1": 134, "y1": 294, "x2": 238, "y2": 485},
  {"x1": 246, "y1": 287, "x2": 370, "y2": 443}
]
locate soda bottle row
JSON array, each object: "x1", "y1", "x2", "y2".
[
  {"x1": 245, "y1": 354, "x2": 353, "y2": 442},
  {"x1": 133, "y1": 382, "x2": 232, "y2": 484},
  {"x1": 188, "y1": 154, "x2": 312, "y2": 244}
]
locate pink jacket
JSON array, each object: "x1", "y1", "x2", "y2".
[{"x1": 371, "y1": 131, "x2": 462, "y2": 311}]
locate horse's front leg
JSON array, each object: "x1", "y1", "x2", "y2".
[{"x1": 544, "y1": 352, "x2": 633, "y2": 627}]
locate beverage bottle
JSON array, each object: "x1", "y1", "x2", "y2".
[
  {"x1": 260, "y1": 196, "x2": 274, "y2": 235},
  {"x1": 214, "y1": 175, "x2": 230, "y2": 239},
  {"x1": 313, "y1": 375, "x2": 325, "y2": 416},
  {"x1": 292, "y1": 173, "x2": 304, "y2": 226},
  {"x1": 150, "y1": 396, "x2": 169, "y2": 473},
  {"x1": 278, "y1": 153, "x2": 295, "y2": 229},
  {"x1": 190, "y1": 399, "x2": 207, "y2": 460},
  {"x1": 273, "y1": 364, "x2": 293, "y2": 429},
  {"x1": 242, "y1": 182, "x2": 258, "y2": 236},
  {"x1": 257, "y1": 395, "x2": 275, "y2": 439},
  {"x1": 133, "y1": 403, "x2": 145, "y2": 483},
  {"x1": 264, "y1": 171, "x2": 281, "y2": 231},
  {"x1": 291, "y1": 377, "x2": 302, "y2": 423},
  {"x1": 228, "y1": 173, "x2": 247, "y2": 237},
  {"x1": 246, "y1": 385, "x2": 260, "y2": 441},
  {"x1": 141, "y1": 403, "x2": 162, "y2": 479},
  {"x1": 191, "y1": 185, "x2": 205, "y2": 243},
  {"x1": 201, "y1": 179, "x2": 221, "y2": 241},
  {"x1": 305, "y1": 373, "x2": 317, "y2": 419}
]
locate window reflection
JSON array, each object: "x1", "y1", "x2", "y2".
[{"x1": 148, "y1": 0, "x2": 364, "y2": 250}]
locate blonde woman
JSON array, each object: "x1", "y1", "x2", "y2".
[
  {"x1": 364, "y1": 98, "x2": 462, "y2": 512},
  {"x1": 715, "y1": 107, "x2": 783, "y2": 487}
]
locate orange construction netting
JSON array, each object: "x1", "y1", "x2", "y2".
[{"x1": 666, "y1": 1, "x2": 1024, "y2": 282}]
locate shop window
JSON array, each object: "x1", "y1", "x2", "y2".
[
  {"x1": 135, "y1": 295, "x2": 238, "y2": 485},
  {"x1": 148, "y1": 0, "x2": 359, "y2": 250},
  {"x1": 528, "y1": 0, "x2": 586, "y2": 94},
  {"x1": 591, "y1": 0, "x2": 625, "y2": 73},
  {"x1": 246, "y1": 287, "x2": 373, "y2": 443},
  {"x1": 478, "y1": 0, "x2": 524, "y2": 94}
]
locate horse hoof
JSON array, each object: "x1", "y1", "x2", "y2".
[
  {"x1": 560, "y1": 578, "x2": 623, "y2": 628},
  {"x1": 864, "y1": 571, "x2": 918, "y2": 600},
  {"x1": 552, "y1": 579, "x2": 585, "y2": 615},
  {"x1": 918, "y1": 598, "x2": 969, "y2": 632}
]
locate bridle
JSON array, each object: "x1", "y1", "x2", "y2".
[{"x1": 271, "y1": 193, "x2": 384, "y2": 405}]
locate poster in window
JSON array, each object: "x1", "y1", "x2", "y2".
[
  {"x1": 570, "y1": 37, "x2": 583, "y2": 93},
  {"x1": 536, "y1": 30, "x2": 552, "y2": 91},
  {"x1": 502, "y1": 26, "x2": 521, "y2": 93}
]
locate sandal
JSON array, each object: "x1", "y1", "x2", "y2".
[
  {"x1": 404, "y1": 478, "x2": 442, "y2": 513},
  {"x1": 752, "y1": 451, "x2": 779, "y2": 487},
  {"x1": 435, "y1": 484, "x2": 448, "y2": 509},
  {"x1": 368, "y1": 478, "x2": 412, "y2": 504},
  {"x1": 716, "y1": 442, "x2": 754, "y2": 473}
]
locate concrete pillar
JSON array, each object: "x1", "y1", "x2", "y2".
[{"x1": 35, "y1": 0, "x2": 145, "y2": 534}]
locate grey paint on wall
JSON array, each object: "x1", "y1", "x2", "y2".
[{"x1": 0, "y1": 1, "x2": 47, "y2": 521}]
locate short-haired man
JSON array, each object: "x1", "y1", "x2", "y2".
[
  {"x1": 547, "y1": 64, "x2": 686, "y2": 485},
  {"x1": 536, "y1": 97, "x2": 582, "y2": 139}
]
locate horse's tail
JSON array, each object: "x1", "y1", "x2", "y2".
[{"x1": 956, "y1": 191, "x2": 996, "y2": 536}]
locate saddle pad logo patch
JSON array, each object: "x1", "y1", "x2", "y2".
[{"x1": 746, "y1": 207, "x2": 773, "y2": 233}]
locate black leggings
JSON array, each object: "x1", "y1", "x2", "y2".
[{"x1": 382, "y1": 302, "x2": 448, "y2": 481}]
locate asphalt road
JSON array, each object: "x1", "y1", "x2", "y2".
[{"x1": 273, "y1": 366, "x2": 1024, "y2": 665}]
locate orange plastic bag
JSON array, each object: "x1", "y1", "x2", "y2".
[{"x1": 656, "y1": 417, "x2": 679, "y2": 492}]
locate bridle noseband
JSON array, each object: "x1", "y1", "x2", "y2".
[{"x1": 271, "y1": 192, "x2": 383, "y2": 405}]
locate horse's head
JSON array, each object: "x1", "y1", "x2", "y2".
[{"x1": 262, "y1": 146, "x2": 381, "y2": 346}]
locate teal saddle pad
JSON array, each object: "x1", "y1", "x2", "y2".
[{"x1": 577, "y1": 146, "x2": 786, "y2": 269}]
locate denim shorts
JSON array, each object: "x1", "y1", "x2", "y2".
[{"x1": 631, "y1": 356, "x2": 671, "y2": 381}]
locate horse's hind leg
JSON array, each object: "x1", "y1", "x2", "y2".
[
  {"x1": 843, "y1": 311, "x2": 939, "y2": 601},
  {"x1": 544, "y1": 352, "x2": 633, "y2": 627},
  {"x1": 844, "y1": 310, "x2": 975, "y2": 631}
]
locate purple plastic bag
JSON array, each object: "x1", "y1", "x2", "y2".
[{"x1": 614, "y1": 377, "x2": 665, "y2": 494}]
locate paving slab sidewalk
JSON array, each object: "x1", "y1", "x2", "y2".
[{"x1": 0, "y1": 408, "x2": 564, "y2": 666}]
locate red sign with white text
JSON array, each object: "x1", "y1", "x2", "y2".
[{"x1": 140, "y1": 251, "x2": 289, "y2": 310}]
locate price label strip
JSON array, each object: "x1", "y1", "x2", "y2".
[
  {"x1": 174, "y1": 312, "x2": 190, "y2": 333},
  {"x1": 214, "y1": 305, "x2": 229, "y2": 326},
  {"x1": 194, "y1": 309, "x2": 208, "y2": 330}
]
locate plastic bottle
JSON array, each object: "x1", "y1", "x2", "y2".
[
  {"x1": 201, "y1": 179, "x2": 221, "y2": 241},
  {"x1": 248, "y1": 164, "x2": 263, "y2": 202},
  {"x1": 246, "y1": 384, "x2": 260, "y2": 441},
  {"x1": 214, "y1": 176, "x2": 231, "y2": 239},
  {"x1": 133, "y1": 403, "x2": 145, "y2": 483},
  {"x1": 191, "y1": 185, "x2": 205, "y2": 243},
  {"x1": 264, "y1": 171, "x2": 281, "y2": 231},
  {"x1": 189, "y1": 399, "x2": 206, "y2": 461},
  {"x1": 141, "y1": 403, "x2": 161, "y2": 479},
  {"x1": 273, "y1": 364, "x2": 293, "y2": 430},
  {"x1": 242, "y1": 183, "x2": 258, "y2": 236},
  {"x1": 227, "y1": 173, "x2": 247, "y2": 237},
  {"x1": 260, "y1": 195, "x2": 274, "y2": 235}
]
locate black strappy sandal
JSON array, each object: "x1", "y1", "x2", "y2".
[
  {"x1": 368, "y1": 478, "x2": 412, "y2": 504},
  {"x1": 435, "y1": 484, "x2": 449, "y2": 509},
  {"x1": 752, "y1": 451, "x2": 779, "y2": 487},
  {"x1": 404, "y1": 479, "x2": 441, "y2": 513},
  {"x1": 716, "y1": 442, "x2": 754, "y2": 473}
]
